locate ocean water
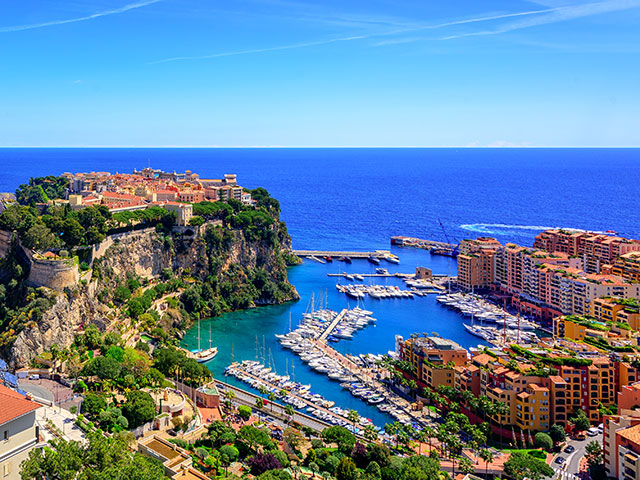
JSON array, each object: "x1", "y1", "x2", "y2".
[{"x1": 1, "y1": 147, "x2": 639, "y2": 425}]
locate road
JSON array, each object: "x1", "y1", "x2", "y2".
[
  {"x1": 214, "y1": 380, "x2": 337, "y2": 433},
  {"x1": 550, "y1": 433, "x2": 602, "y2": 480}
]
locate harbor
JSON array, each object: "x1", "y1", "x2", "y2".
[
  {"x1": 182, "y1": 245, "x2": 483, "y2": 428},
  {"x1": 437, "y1": 292, "x2": 541, "y2": 346}
]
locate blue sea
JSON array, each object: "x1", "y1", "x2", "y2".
[{"x1": 1, "y1": 148, "x2": 639, "y2": 425}]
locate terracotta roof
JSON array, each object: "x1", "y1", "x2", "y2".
[
  {"x1": 471, "y1": 353, "x2": 494, "y2": 366},
  {"x1": 0, "y1": 384, "x2": 40, "y2": 427},
  {"x1": 618, "y1": 423, "x2": 640, "y2": 446}
]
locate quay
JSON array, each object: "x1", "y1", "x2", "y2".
[
  {"x1": 390, "y1": 236, "x2": 455, "y2": 250},
  {"x1": 293, "y1": 250, "x2": 391, "y2": 259},
  {"x1": 318, "y1": 308, "x2": 348, "y2": 341}
]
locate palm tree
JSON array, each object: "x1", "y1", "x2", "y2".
[
  {"x1": 479, "y1": 448, "x2": 494, "y2": 478},
  {"x1": 364, "y1": 424, "x2": 378, "y2": 442},
  {"x1": 268, "y1": 392, "x2": 276, "y2": 412},
  {"x1": 255, "y1": 398, "x2": 264, "y2": 409},
  {"x1": 347, "y1": 410, "x2": 360, "y2": 434},
  {"x1": 423, "y1": 426, "x2": 435, "y2": 454},
  {"x1": 285, "y1": 404, "x2": 295, "y2": 424}
]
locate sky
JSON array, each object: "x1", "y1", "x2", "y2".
[{"x1": 1, "y1": 0, "x2": 639, "y2": 147}]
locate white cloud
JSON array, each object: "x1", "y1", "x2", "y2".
[
  {"x1": 441, "y1": 0, "x2": 640, "y2": 40},
  {"x1": 0, "y1": 0, "x2": 162, "y2": 33}
]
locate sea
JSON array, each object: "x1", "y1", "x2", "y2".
[{"x1": 1, "y1": 147, "x2": 639, "y2": 426}]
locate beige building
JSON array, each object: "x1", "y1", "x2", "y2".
[
  {"x1": 162, "y1": 202, "x2": 193, "y2": 226},
  {"x1": 0, "y1": 385, "x2": 41, "y2": 480}
]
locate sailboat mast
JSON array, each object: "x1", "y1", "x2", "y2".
[
  {"x1": 209, "y1": 321, "x2": 212, "y2": 349},
  {"x1": 197, "y1": 320, "x2": 201, "y2": 351}
]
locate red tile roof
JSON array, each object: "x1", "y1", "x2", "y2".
[{"x1": 0, "y1": 384, "x2": 40, "y2": 427}]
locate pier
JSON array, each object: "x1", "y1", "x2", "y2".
[
  {"x1": 318, "y1": 308, "x2": 348, "y2": 341},
  {"x1": 390, "y1": 236, "x2": 455, "y2": 250},
  {"x1": 293, "y1": 250, "x2": 391, "y2": 259}
]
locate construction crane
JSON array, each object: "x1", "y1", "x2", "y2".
[{"x1": 431, "y1": 219, "x2": 459, "y2": 257}]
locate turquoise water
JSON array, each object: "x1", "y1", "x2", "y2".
[{"x1": 181, "y1": 247, "x2": 481, "y2": 427}]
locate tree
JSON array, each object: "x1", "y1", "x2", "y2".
[
  {"x1": 367, "y1": 443, "x2": 391, "y2": 468},
  {"x1": 322, "y1": 426, "x2": 356, "y2": 455},
  {"x1": 20, "y1": 432, "x2": 166, "y2": 480},
  {"x1": 364, "y1": 424, "x2": 378, "y2": 442},
  {"x1": 351, "y1": 442, "x2": 368, "y2": 469},
  {"x1": 479, "y1": 448, "x2": 494, "y2": 478},
  {"x1": 283, "y1": 427, "x2": 305, "y2": 450},
  {"x1": 255, "y1": 398, "x2": 264, "y2": 409},
  {"x1": 534, "y1": 432, "x2": 554, "y2": 452},
  {"x1": 248, "y1": 453, "x2": 282, "y2": 475},
  {"x1": 335, "y1": 457, "x2": 357, "y2": 480},
  {"x1": 122, "y1": 390, "x2": 156, "y2": 428},
  {"x1": 585, "y1": 440, "x2": 606, "y2": 480},
  {"x1": 571, "y1": 409, "x2": 591, "y2": 432},
  {"x1": 22, "y1": 223, "x2": 60, "y2": 251},
  {"x1": 549, "y1": 424, "x2": 566, "y2": 444},
  {"x1": 83, "y1": 393, "x2": 107, "y2": 417},
  {"x1": 458, "y1": 456, "x2": 475, "y2": 475},
  {"x1": 503, "y1": 451, "x2": 554, "y2": 480},
  {"x1": 400, "y1": 455, "x2": 441, "y2": 480},
  {"x1": 347, "y1": 409, "x2": 360, "y2": 431},
  {"x1": 238, "y1": 405, "x2": 252, "y2": 421},
  {"x1": 237, "y1": 425, "x2": 273, "y2": 454},
  {"x1": 83, "y1": 355, "x2": 121, "y2": 380},
  {"x1": 365, "y1": 461, "x2": 381, "y2": 480}
]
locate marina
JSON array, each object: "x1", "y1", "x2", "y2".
[
  {"x1": 183, "y1": 247, "x2": 484, "y2": 428},
  {"x1": 225, "y1": 360, "x2": 381, "y2": 433},
  {"x1": 437, "y1": 292, "x2": 541, "y2": 345}
]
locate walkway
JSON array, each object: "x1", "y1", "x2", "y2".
[{"x1": 318, "y1": 309, "x2": 348, "y2": 341}]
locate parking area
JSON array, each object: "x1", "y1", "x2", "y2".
[{"x1": 18, "y1": 378, "x2": 81, "y2": 410}]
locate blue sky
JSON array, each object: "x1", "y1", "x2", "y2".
[{"x1": 1, "y1": 0, "x2": 639, "y2": 147}]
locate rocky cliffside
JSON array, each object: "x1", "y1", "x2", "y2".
[{"x1": 2, "y1": 219, "x2": 299, "y2": 368}]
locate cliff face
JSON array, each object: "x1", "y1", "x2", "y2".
[
  {"x1": 9, "y1": 281, "x2": 108, "y2": 368},
  {"x1": 3, "y1": 220, "x2": 299, "y2": 368}
]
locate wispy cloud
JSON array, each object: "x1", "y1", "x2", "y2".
[
  {"x1": 0, "y1": 0, "x2": 162, "y2": 33},
  {"x1": 441, "y1": 0, "x2": 640, "y2": 40},
  {"x1": 148, "y1": 0, "x2": 640, "y2": 64},
  {"x1": 149, "y1": 7, "x2": 559, "y2": 64}
]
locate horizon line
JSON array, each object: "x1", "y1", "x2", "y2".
[{"x1": 1, "y1": 145, "x2": 639, "y2": 149}]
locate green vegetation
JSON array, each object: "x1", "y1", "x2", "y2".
[
  {"x1": 510, "y1": 344, "x2": 592, "y2": 367},
  {"x1": 503, "y1": 451, "x2": 554, "y2": 480},
  {"x1": 16, "y1": 176, "x2": 69, "y2": 205},
  {"x1": 20, "y1": 431, "x2": 167, "y2": 480}
]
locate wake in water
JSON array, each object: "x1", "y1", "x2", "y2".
[{"x1": 460, "y1": 223, "x2": 607, "y2": 236}]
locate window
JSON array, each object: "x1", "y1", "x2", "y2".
[
  {"x1": 2, "y1": 463, "x2": 10, "y2": 477},
  {"x1": 2, "y1": 430, "x2": 8, "y2": 441}
]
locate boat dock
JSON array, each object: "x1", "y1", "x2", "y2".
[
  {"x1": 318, "y1": 308, "x2": 348, "y2": 341},
  {"x1": 294, "y1": 250, "x2": 391, "y2": 259}
]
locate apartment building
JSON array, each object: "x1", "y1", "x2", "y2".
[
  {"x1": 613, "y1": 253, "x2": 640, "y2": 284},
  {"x1": 0, "y1": 385, "x2": 41, "y2": 480},
  {"x1": 399, "y1": 336, "x2": 467, "y2": 390},
  {"x1": 553, "y1": 317, "x2": 587, "y2": 341},
  {"x1": 592, "y1": 297, "x2": 640, "y2": 330},
  {"x1": 457, "y1": 238, "x2": 500, "y2": 291},
  {"x1": 533, "y1": 229, "x2": 640, "y2": 274}
]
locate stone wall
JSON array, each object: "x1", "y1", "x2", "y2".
[{"x1": 27, "y1": 257, "x2": 79, "y2": 290}]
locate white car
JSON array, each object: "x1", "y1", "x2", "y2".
[{"x1": 587, "y1": 427, "x2": 599, "y2": 436}]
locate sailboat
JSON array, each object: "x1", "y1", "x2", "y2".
[{"x1": 189, "y1": 319, "x2": 218, "y2": 363}]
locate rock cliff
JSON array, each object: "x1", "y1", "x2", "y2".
[{"x1": 1, "y1": 220, "x2": 299, "y2": 368}]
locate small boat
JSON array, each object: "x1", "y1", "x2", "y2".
[
  {"x1": 368, "y1": 255, "x2": 380, "y2": 265},
  {"x1": 384, "y1": 255, "x2": 400, "y2": 264},
  {"x1": 344, "y1": 256, "x2": 352, "y2": 264},
  {"x1": 190, "y1": 347, "x2": 218, "y2": 363},
  {"x1": 376, "y1": 268, "x2": 389, "y2": 275},
  {"x1": 353, "y1": 274, "x2": 364, "y2": 281},
  {"x1": 324, "y1": 256, "x2": 333, "y2": 262}
]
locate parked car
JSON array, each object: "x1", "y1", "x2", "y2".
[
  {"x1": 555, "y1": 457, "x2": 566, "y2": 465},
  {"x1": 598, "y1": 423, "x2": 604, "y2": 432},
  {"x1": 587, "y1": 427, "x2": 599, "y2": 436},
  {"x1": 564, "y1": 445, "x2": 575, "y2": 453}
]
